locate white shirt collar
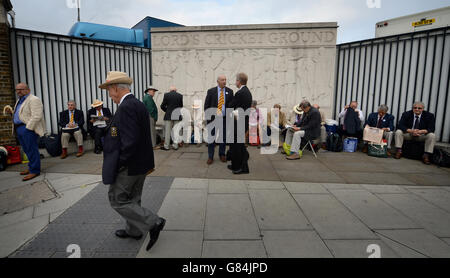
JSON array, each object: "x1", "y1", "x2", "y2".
[{"x1": 119, "y1": 93, "x2": 133, "y2": 106}]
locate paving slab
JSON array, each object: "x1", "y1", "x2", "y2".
[
  {"x1": 322, "y1": 183, "x2": 363, "y2": 190},
  {"x1": 339, "y1": 172, "x2": 415, "y2": 185},
  {"x1": 137, "y1": 231, "x2": 203, "y2": 258},
  {"x1": 92, "y1": 252, "x2": 137, "y2": 258},
  {"x1": 245, "y1": 180, "x2": 285, "y2": 190},
  {"x1": 293, "y1": 194, "x2": 377, "y2": 240},
  {"x1": 208, "y1": 179, "x2": 248, "y2": 194},
  {"x1": 0, "y1": 214, "x2": 49, "y2": 257},
  {"x1": 202, "y1": 241, "x2": 267, "y2": 258},
  {"x1": 204, "y1": 194, "x2": 261, "y2": 240},
  {"x1": 377, "y1": 194, "x2": 450, "y2": 237},
  {"x1": 324, "y1": 239, "x2": 399, "y2": 258},
  {"x1": 0, "y1": 206, "x2": 34, "y2": 229},
  {"x1": 171, "y1": 178, "x2": 209, "y2": 190},
  {"x1": 375, "y1": 229, "x2": 450, "y2": 258},
  {"x1": 375, "y1": 232, "x2": 426, "y2": 258},
  {"x1": 249, "y1": 189, "x2": 312, "y2": 231},
  {"x1": 272, "y1": 161, "x2": 331, "y2": 172},
  {"x1": 157, "y1": 189, "x2": 207, "y2": 231},
  {"x1": 284, "y1": 182, "x2": 329, "y2": 194},
  {"x1": 10, "y1": 251, "x2": 55, "y2": 258},
  {"x1": 330, "y1": 190, "x2": 419, "y2": 230},
  {"x1": 276, "y1": 170, "x2": 346, "y2": 183},
  {"x1": 406, "y1": 188, "x2": 450, "y2": 213},
  {"x1": 0, "y1": 173, "x2": 46, "y2": 193},
  {"x1": 402, "y1": 174, "x2": 450, "y2": 186},
  {"x1": 45, "y1": 173, "x2": 101, "y2": 192},
  {"x1": 262, "y1": 231, "x2": 332, "y2": 258},
  {"x1": 441, "y1": 238, "x2": 450, "y2": 246},
  {"x1": 361, "y1": 184, "x2": 409, "y2": 194},
  {"x1": 323, "y1": 162, "x2": 388, "y2": 173}
]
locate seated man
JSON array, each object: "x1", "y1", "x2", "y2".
[
  {"x1": 88, "y1": 99, "x2": 112, "y2": 154},
  {"x1": 394, "y1": 101, "x2": 436, "y2": 165},
  {"x1": 284, "y1": 101, "x2": 321, "y2": 160},
  {"x1": 59, "y1": 100, "x2": 84, "y2": 159},
  {"x1": 338, "y1": 101, "x2": 364, "y2": 139},
  {"x1": 313, "y1": 104, "x2": 327, "y2": 148},
  {"x1": 363, "y1": 104, "x2": 395, "y2": 155}
]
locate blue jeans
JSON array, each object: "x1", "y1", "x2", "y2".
[{"x1": 16, "y1": 125, "x2": 41, "y2": 174}]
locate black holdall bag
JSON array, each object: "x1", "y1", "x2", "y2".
[
  {"x1": 326, "y1": 133, "x2": 343, "y2": 152},
  {"x1": 432, "y1": 148, "x2": 450, "y2": 168},
  {"x1": 402, "y1": 140, "x2": 425, "y2": 161},
  {"x1": 44, "y1": 133, "x2": 62, "y2": 157}
]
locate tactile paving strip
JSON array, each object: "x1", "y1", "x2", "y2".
[{"x1": 10, "y1": 176, "x2": 174, "y2": 258}]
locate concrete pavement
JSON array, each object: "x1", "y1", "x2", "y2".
[{"x1": 1, "y1": 145, "x2": 450, "y2": 258}]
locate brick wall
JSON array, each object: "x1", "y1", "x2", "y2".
[{"x1": 0, "y1": 22, "x2": 16, "y2": 146}]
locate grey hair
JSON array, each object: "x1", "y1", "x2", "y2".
[
  {"x1": 378, "y1": 104, "x2": 389, "y2": 113},
  {"x1": 68, "y1": 100, "x2": 76, "y2": 105},
  {"x1": 252, "y1": 100, "x2": 258, "y2": 107},
  {"x1": 300, "y1": 100, "x2": 311, "y2": 109},
  {"x1": 413, "y1": 101, "x2": 425, "y2": 108},
  {"x1": 116, "y1": 84, "x2": 131, "y2": 90}
]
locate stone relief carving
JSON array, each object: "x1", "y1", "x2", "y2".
[{"x1": 152, "y1": 44, "x2": 335, "y2": 123}]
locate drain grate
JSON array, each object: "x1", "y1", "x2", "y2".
[{"x1": 0, "y1": 180, "x2": 58, "y2": 215}]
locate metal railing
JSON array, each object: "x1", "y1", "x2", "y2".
[
  {"x1": 334, "y1": 26, "x2": 450, "y2": 143},
  {"x1": 9, "y1": 28, "x2": 152, "y2": 135}
]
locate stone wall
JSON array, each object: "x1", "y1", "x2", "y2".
[
  {"x1": 0, "y1": 17, "x2": 16, "y2": 145},
  {"x1": 151, "y1": 23, "x2": 338, "y2": 125}
]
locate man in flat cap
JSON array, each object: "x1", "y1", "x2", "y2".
[
  {"x1": 99, "y1": 71, "x2": 166, "y2": 252},
  {"x1": 143, "y1": 87, "x2": 160, "y2": 150}
]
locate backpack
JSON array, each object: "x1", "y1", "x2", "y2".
[
  {"x1": 44, "y1": 134, "x2": 62, "y2": 157},
  {"x1": 432, "y1": 148, "x2": 450, "y2": 168},
  {"x1": 326, "y1": 133, "x2": 343, "y2": 152},
  {"x1": 402, "y1": 141, "x2": 424, "y2": 161}
]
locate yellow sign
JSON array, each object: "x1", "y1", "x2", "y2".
[{"x1": 412, "y1": 18, "x2": 436, "y2": 27}]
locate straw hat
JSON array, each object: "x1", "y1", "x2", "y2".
[
  {"x1": 91, "y1": 100, "x2": 104, "y2": 108},
  {"x1": 3, "y1": 105, "x2": 13, "y2": 116},
  {"x1": 99, "y1": 71, "x2": 133, "y2": 89},
  {"x1": 293, "y1": 104, "x2": 304, "y2": 115}
]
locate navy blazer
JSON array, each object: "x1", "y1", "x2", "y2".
[
  {"x1": 160, "y1": 91, "x2": 183, "y2": 121},
  {"x1": 398, "y1": 110, "x2": 436, "y2": 133},
  {"x1": 204, "y1": 86, "x2": 234, "y2": 124},
  {"x1": 229, "y1": 86, "x2": 253, "y2": 133},
  {"x1": 59, "y1": 109, "x2": 85, "y2": 133},
  {"x1": 102, "y1": 94, "x2": 155, "y2": 185},
  {"x1": 87, "y1": 107, "x2": 112, "y2": 134},
  {"x1": 366, "y1": 112, "x2": 395, "y2": 131}
]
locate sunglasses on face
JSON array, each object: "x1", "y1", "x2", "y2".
[{"x1": 413, "y1": 107, "x2": 424, "y2": 110}]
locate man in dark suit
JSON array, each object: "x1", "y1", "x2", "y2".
[
  {"x1": 204, "y1": 75, "x2": 234, "y2": 165},
  {"x1": 285, "y1": 101, "x2": 322, "y2": 160},
  {"x1": 99, "y1": 71, "x2": 165, "y2": 252},
  {"x1": 395, "y1": 101, "x2": 436, "y2": 165},
  {"x1": 59, "y1": 100, "x2": 85, "y2": 159},
  {"x1": 363, "y1": 105, "x2": 395, "y2": 155},
  {"x1": 160, "y1": 86, "x2": 183, "y2": 151},
  {"x1": 228, "y1": 73, "x2": 252, "y2": 175},
  {"x1": 87, "y1": 99, "x2": 112, "y2": 154}
]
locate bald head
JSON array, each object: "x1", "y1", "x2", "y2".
[
  {"x1": 217, "y1": 75, "x2": 227, "y2": 89},
  {"x1": 169, "y1": 86, "x2": 177, "y2": 92}
]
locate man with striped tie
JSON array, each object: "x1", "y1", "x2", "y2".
[
  {"x1": 59, "y1": 100, "x2": 85, "y2": 159},
  {"x1": 204, "y1": 75, "x2": 234, "y2": 165}
]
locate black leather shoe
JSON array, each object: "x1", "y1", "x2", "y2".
[
  {"x1": 146, "y1": 218, "x2": 166, "y2": 251},
  {"x1": 227, "y1": 165, "x2": 233, "y2": 171},
  {"x1": 233, "y1": 169, "x2": 249, "y2": 175},
  {"x1": 115, "y1": 230, "x2": 143, "y2": 240}
]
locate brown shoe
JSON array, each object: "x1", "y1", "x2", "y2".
[
  {"x1": 220, "y1": 156, "x2": 227, "y2": 163},
  {"x1": 60, "y1": 148, "x2": 68, "y2": 159},
  {"x1": 23, "y1": 173, "x2": 40, "y2": 182},
  {"x1": 20, "y1": 170, "x2": 30, "y2": 176},
  {"x1": 76, "y1": 146, "x2": 84, "y2": 157},
  {"x1": 207, "y1": 158, "x2": 213, "y2": 165},
  {"x1": 395, "y1": 151, "x2": 402, "y2": 160},
  {"x1": 362, "y1": 145, "x2": 368, "y2": 153},
  {"x1": 153, "y1": 146, "x2": 161, "y2": 150},
  {"x1": 423, "y1": 154, "x2": 431, "y2": 165},
  {"x1": 387, "y1": 150, "x2": 392, "y2": 157},
  {"x1": 286, "y1": 153, "x2": 301, "y2": 160}
]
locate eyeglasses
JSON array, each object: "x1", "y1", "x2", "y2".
[{"x1": 413, "y1": 107, "x2": 424, "y2": 110}]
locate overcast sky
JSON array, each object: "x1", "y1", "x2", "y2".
[{"x1": 10, "y1": 0, "x2": 450, "y2": 44}]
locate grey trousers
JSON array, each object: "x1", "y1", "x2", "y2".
[
  {"x1": 164, "y1": 120, "x2": 180, "y2": 149},
  {"x1": 395, "y1": 130, "x2": 436, "y2": 154},
  {"x1": 61, "y1": 130, "x2": 83, "y2": 148},
  {"x1": 150, "y1": 117, "x2": 156, "y2": 148},
  {"x1": 108, "y1": 168, "x2": 159, "y2": 237}
]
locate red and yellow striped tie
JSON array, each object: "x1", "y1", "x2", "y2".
[
  {"x1": 217, "y1": 89, "x2": 225, "y2": 115},
  {"x1": 98, "y1": 110, "x2": 101, "y2": 117}
]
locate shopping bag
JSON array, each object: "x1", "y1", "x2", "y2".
[
  {"x1": 363, "y1": 126, "x2": 383, "y2": 144},
  {"x1": 6, "y1": 146, "x2": 22, "y2": 165},
  {"x1": 368, "y1": 143, "x2": 388, "y2": 158}
]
